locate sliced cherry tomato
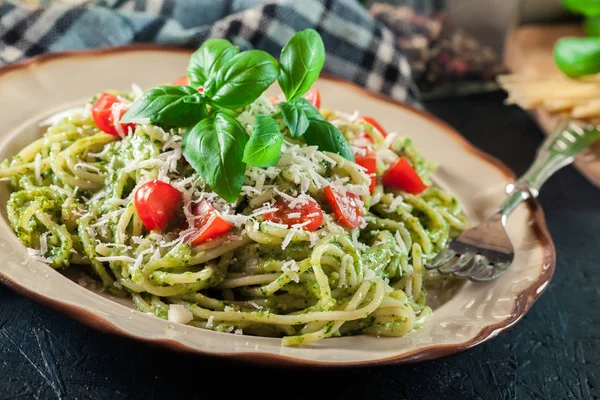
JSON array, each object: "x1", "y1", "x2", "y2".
[
  {"x1": 359, "y1": 116, "x2": 388, "y2": 138},
  {"x1": 263, "y1": 198, "x2": 324, "y2": 232},
  {"x1": 91, "y1": 93, "x2": 136, "y2": 136},
  {"x1": 172, "y1": 75, "x2": 190, "y2": 86},
  {"x1": 187, "y1": 199, "x2": 233, "y2": 246},
  {"x1": 324, "y1": 185, "x2": 364, "y2": 228},
  {"x1": 354, "y1": 147, "x2": 377, "y2": 194},
  {"x1": 134, "y1": 180, "x2": 183, "y2": 232},
  {"x1": 304, "y1": 88, "x2": 321, "y2": 109},
  {"x1": 268, "y1": 95, "x2": 281, "y2": 105},
  {"x1": 383, "y1": 156, "x2": 427, "y2": 195}
]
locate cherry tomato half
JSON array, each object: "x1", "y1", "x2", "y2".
[
  {"x1": 304, "y1": 88, "x2": 321, "y2": 109},
  {"x1": 354, "y1": 147, "x2": 377, "y2": 194},
  {"x1": 263, "y1": 198, "x2": 324, "y2": 232},
  {"x1": 382, "y1": 156, "x2": 427, "y2": 195},
  {"x1": 172, "y1": 75, "x2": 190, "y2": 86},
  {"x1": 324, "y1": 185, "x2": 364, "y2": 228},
  {"x1": 187, "y1": 199, "x2": 233, "y2": 246},
  {"x1": 91, "y1": 93, "x2": 136, "y2": 137},
  {"x1": 134, "y1": 180, "x2": 183, "y2": 232}
]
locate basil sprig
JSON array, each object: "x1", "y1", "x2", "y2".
[
  {"x1": 121, "y1": 86, "x2": 206, "y2": 127},
  {"x1": 304, "y1": 119, "x2": 353, "y2": 161},
  {"x1": 204, "y1": 50, "x2": 280, "y2": 109},
  {"x1": 279, "y1": 101, "x2": 309, "y2": 138},
  {"x1": 276, "y1": 31, "x2": 352, "y2": 161},
  {"x1": 242, "y1": 115, "x2": 283, "y2": 167},
  {"x1": 187, "y1": 39, "x2": 240, "y2": 88},
  {"x1": 182, "y1": 113, "x2": 248, "y2": 203},
  {"x1": 124, "y1": 29, "x2": 355, "y2": 202},
  {"x1": 278, "y1": 29, "x2": 325, "y2": 101}
]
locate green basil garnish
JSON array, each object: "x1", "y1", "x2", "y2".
[
  {"x1": 303, "y1": 119, "x2": 354, "y2": 162},
  {"x1": 279, "y1": 101, "x2": 309, "y2": 138},
  {"x1": 278, "y1": 29, "x2": 325, "y2": 101},
  {"x1": 124, "y1": 29, "x2": 354, "y2": 201},
  {"x1": 121, "y1": 86, "x2": 206, "y2": 127},
  {"x1": 290, "y1": 98, "x2": 324, "y2": 120},
  {"x1": 242, "y1": 114, "x2": 283, "y2": 167},
  {"x1": 204, "y1": 50, "x2": 280, "y2": 109},
  {"x1": 187, "y1": 39, "x2": 240, "y2": 88},
  {"x1": 182, "y1": 113, "x2": 248, "y2": 202}
]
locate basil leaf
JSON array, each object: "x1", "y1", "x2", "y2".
[
  {"x1": 204, "y1": 50, "x2": 280, "y2": 109},
  {"x1": 303, "y1": 119, "x2": 354, "y2": 162},
  {"x1": 279, "y1": 101, "x2": 309, "y2": 138},
  {"x1": 182, "y1": 112, "x2": 248, "y2": 202},
  {"x1": 187, "y1": 39, "x2": 239, "y2": 88},
  {"x1": 278, "y1": 29, "x2": 325, "y2": 101},
  {"x1": 242, "y1": 114, "x2": 283, "y2": 167},
  {"x1": 122, "y1": 85, "x2": 206, "y2": 127},
  {"x1": 290, "y1": 98, "x2": 324, "y2": 120}
]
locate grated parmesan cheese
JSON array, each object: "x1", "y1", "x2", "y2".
[
  {"x1": 39, "y1": 232, "x2": 49, "y2": 256},
  {"x1": 167, "y1": 304, "x2": 193, "y2": 324},
  {"x1": 281, "y1": 260, "x2": 300, "y2": 283}
]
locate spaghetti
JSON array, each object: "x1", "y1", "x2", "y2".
[{"x1": 0, "y1": 91, "x2": 466, "y2": 346}]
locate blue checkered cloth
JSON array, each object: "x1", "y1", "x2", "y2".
[{"x1": 0, "y1": 0, "x2": 422, "y2": 103}]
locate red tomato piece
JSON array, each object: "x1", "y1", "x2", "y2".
[
  {"x1": 134, "y1": 180, "x2": 183, "y2": 232},
  {"x1": 354, "y1": 147, "x2": 377, "y2": 194},
  {"x1": 383, "y1": 156, "x2": 427, "y2": 195},
  {"x1": 263, "y1": 198, "x2": 324, "y2": 232},
  {"x1": 91, "y1": 93, "x2": 136, "y2": 136},
  {"x1": 187, "y1": 199, "x2": 233, "y2": 246},
  {"x1": 268, "y1": 95, "x2": 281, "y2": 105},
  {"x1": 359, "y1": 116, "x2": 388, "y2": 138},
  {"x1": 304, "y1": 88, "x2": 321, "y2": 109},
  {"x1": 324, "y1": 185, "x2": 364, "y2": 228},
  {"x1": 172, "y1": 75, "x2": 190, "y2": 86}
]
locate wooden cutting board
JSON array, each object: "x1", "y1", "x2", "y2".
[{"x1": 503, "y1": 23, "x2": 600, "y2": 188}]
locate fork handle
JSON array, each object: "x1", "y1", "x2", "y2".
[{"x1": 499, "y1": 121, "x2": 600, "y2": 217}]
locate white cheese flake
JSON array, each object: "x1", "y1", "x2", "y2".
[
  {"x1": 39, "y1": 232, "x2": 49, "y2": 256},
  {"x1": 167, "y1": 304, "x2": 193, "y2": 324},
  {"x1": 281, "y1": 260, "x2": 300, "y2": 283}
]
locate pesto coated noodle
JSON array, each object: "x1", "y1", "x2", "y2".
[{"x1": 0, "y1": 88, "x2": 466, "y2": 346}]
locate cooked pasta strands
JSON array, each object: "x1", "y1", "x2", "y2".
[{"x1": 0, "y1": 92, "x2": 466, "y2": 345}]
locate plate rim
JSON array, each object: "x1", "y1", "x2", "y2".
[{"x1": 0, "y1": 44, "x2": 556, "y2": 367}]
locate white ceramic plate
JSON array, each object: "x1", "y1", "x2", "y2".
[{"x1": 0, "y1": 46, "x2": 555, "y2": 367}]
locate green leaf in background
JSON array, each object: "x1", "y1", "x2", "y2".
[
  {"x1": 278, "y1": 29, "x2": 325, "y2": 101},
  {"x1": 562, "y1": 0, "x2": 600, "y2": 16},
  {"x1": 290, "y1": 97, "x2": 324, "y2": 120},
  {"x1": 584, "y1": 15, "x2": 600, "y2": 36},
  {"x1": 554, "y1": 37, "x2": 600, "y2": 77},
  {"x1": 187, "y1": 39, "x2": 240, "y2": 88},
  {"x1": 122, "y1": 85, "x2": 206, "y2": 127},
  {"x1": 182, "y1": 112, "x2": 249, "y2": 202},
  {"x1": 242, "y1": 114, "x2": 283, "y2": 167},
  {"x1": 204, "y1": 50, "x2": 280, "y2": 109},
  {"x1": 279, "y1": 101, "x2": 309, "y2": 138},
  {"x1": 303, "y1": 119, "x2": 354, "y2": 162}
]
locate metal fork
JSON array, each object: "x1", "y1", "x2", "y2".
[{"x1": 427, "y1": 121, "x2": 600, "y2": 281}]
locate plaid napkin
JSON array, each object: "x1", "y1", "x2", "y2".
[{"x1": 0, "y1": 0, "x2": 502, "y2": 102}]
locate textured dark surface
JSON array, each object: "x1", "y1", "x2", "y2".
[{"x1": 1, "y1": 92, "x2": 598, "y2": 400}]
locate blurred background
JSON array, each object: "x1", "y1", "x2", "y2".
[{"x1": 0, "y1": 0, "x2": 572, "y2": 100}]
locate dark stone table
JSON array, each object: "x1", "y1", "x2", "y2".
[{"x1": 1, "y1": 92, "x2": 598, "y2": 400}]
